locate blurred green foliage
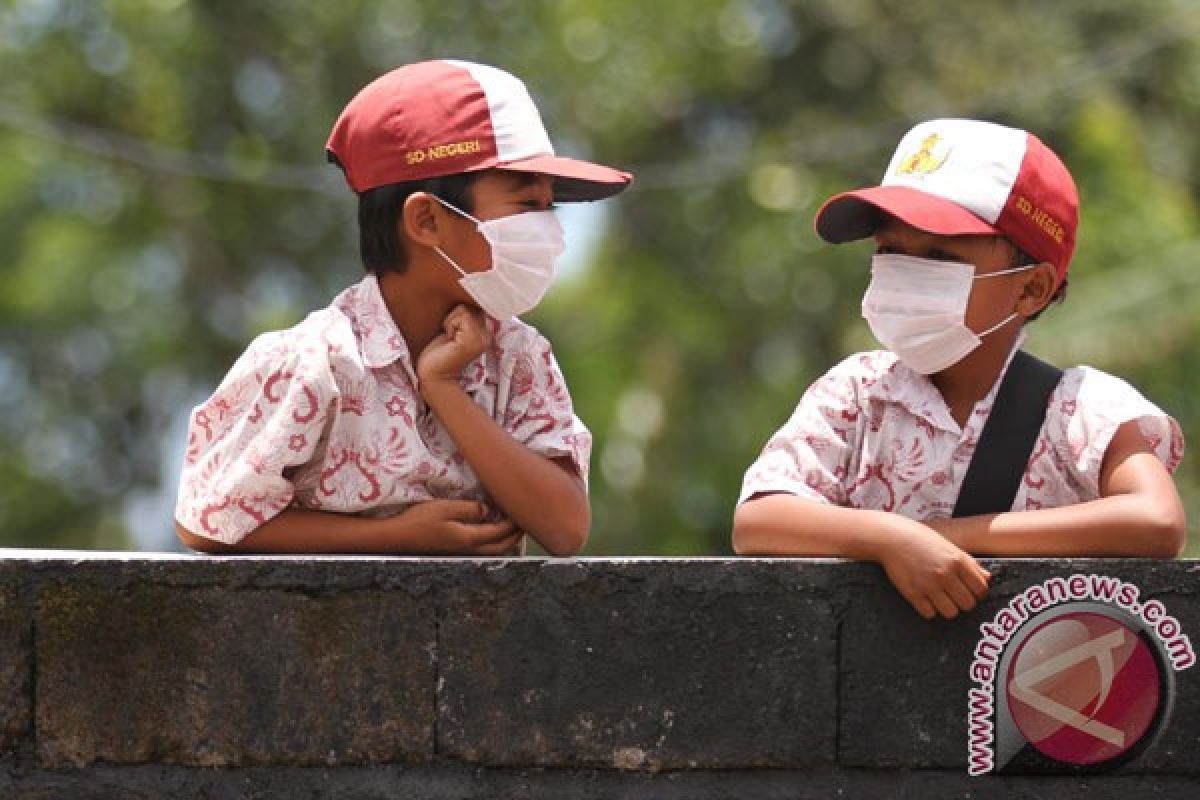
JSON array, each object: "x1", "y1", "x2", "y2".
[{"x1": 1, "y1": 0, "x2": 1199, "y2": 555}]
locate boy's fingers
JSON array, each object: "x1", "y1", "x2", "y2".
[
  {"x1": 907, "y1": 592, "x2": 936, "y2": 620},
  {"x1": 500, "y1": 534, "x2": 523, "y2": 553},
  {"x1": 446, "y1": 305, "x2": 481, "y2": 333},
  {"x1": 475, "y1": 531, "x2": 524, "y2": 555},
  {"x1": 437, "y1": 500, "x2": 490, "y2": 520},
  {"x1": 945, "y1": 576, "x2": 979, "y2": 613},
  {"x1": 929, "y1": 591, "x2": 962, "y2": 620},
  {"x1": 457, "y1": 305, "x2": 484, "y2": 324},
  {"x1": 461, "y1": 518, "x2": 517, "y2": 542},
  {"x1": 962, "y1": 563, "x2": 991, "y2": 598}
]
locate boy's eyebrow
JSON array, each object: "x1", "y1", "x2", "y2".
[{"x1": 498, "y1": 170, "x2": 549, "y2": 191}]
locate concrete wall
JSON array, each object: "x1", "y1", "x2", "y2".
[{"x1": 0, "y1": 551, "x2": 1196, "y2": 798}]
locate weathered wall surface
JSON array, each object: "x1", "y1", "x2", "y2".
[{"x1": 0, "y1": 552, "x2": 1197, "y2": 798}]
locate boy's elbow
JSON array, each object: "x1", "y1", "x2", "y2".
[
  {"x1": 1152, "y1": 512, "x2": 1187, "y2": 558},
  {"x1": 539, "y1": 505, "x2": 590, "y2": 558},
  {"x1": 731, "y1": 502, "x2": 765, "y2": 556},
  {"x1": 544, "y1": 534, "x2": 586, "y2": 558},
  {"x1": 1136, "y1": 502, "x2": 1187, "y2": 558},
  {"x1": 553, "y1": 518, "x2": 591, "y2": 557},
  {"x1": 731, "y1": 520, "x2": 751, "y2": 556},
  {"x1": 175, "y1": 520, "x2": 232, "y2": 554}
]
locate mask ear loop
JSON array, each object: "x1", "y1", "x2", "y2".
[
  {"x1": 973, "y1": 264, "x2": 1036, "y2": 280},
  {"x1": 430, "y1": 195, "x2": 486, "y2": 277},
  {"x1": 431, "y1": 194, "x2": 484, "y2": 227},
  {"x1": 976, "y1": 312, "x2": 1018, "y2": 338},
  {"x1": 971, "y1": 264, "x2": 1036, "y2": 338},
  {"x1": 434, "y1": 246, "x2": 468, "y2": 277}
]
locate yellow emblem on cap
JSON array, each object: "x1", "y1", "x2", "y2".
[{"x1": 895, "y1": 133, "x2": 951, "y2": 176}]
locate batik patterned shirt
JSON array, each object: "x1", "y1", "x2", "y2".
[
  {"x1": 176, "y1": 274, "x2": 590, "y2": 544},
  {"x1": 739, "y1": 348, "x2": 1183, "y2": 519}
]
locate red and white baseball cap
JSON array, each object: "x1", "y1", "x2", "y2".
[
  {"x1": 326, "y1": 59, "x2": 632, "y2": 202},
  {"x1": 814, "y1": 119, "x2": 1079, "y2": 283}
]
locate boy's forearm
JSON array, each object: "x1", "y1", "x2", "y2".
[
  {"x1": 934, "y1": 495, "x2": 1186, "y2": 558},
  {"x1": 734, "y1": 492, "x2": 991, "y2": 621},
  {"x1": 732, "y1": 493, "x2": 901, "y2": 561},
  {"x1": 178, "y1": 509, "x2": 417, "y2": 554},
  {"x1": 421, "y1": 380, "x2": 589, "y2": 556}
]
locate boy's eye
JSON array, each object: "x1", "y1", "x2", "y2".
[
  {"x1": 875, "y1": 244, "x2": 967, "y2": 264},
  {"x1": 927, "y1": 249, "x2": 964, "y2": 263}
]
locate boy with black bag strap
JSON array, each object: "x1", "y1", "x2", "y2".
[{"x1": 733, "y1": 119, "x2": 1185, "y2": 620}]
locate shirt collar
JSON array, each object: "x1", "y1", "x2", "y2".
[
  {"x1": 341, "y1": 273, "x2": 412, "y2": 371},
  {"x1": 338, "y1": 273, "x2": 489, "y2": 394},
  {"x1": 879, "y1": 331, "x2": 1027, "y2": 436}
]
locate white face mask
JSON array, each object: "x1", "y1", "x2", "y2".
[
  {"x1": 433, "y1": 197, "x2": 565, "y2": 320},
  {"x1": 861, "y1": 253, "x2": 1033, "y2": 375}
]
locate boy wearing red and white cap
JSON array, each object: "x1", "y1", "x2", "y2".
[
  {"x1": 734, "y1": 119, "x2": 1185, "y2": 619},
  {"x1": 175, "y1": 60, "x2": 631, "y2": 555}
]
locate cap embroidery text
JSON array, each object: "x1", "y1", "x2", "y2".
[
  {"x1": 405, "y1": 139, "x2": 483, "y2": 166},
  {"x1": 1014, "y1": 195, "x2": 1065, "y2": 244}
]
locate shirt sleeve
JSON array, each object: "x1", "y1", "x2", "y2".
[
  {"x1": 500, "y1": 333, "x2": 592, "y2": 483},
  {"x1": 737, "y1": 356, "x2": 866, "y2": 506},
  {"x1": 1051, "y1": 366, "x2": 1185, "y2": 497},
  {"x1": 174, "y1": 335, "x2": 334, "y2": 544}
]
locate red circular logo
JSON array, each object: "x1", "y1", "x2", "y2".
[{"x1": 1005, "y1": 611, "x2": 1162, "y2": 766}]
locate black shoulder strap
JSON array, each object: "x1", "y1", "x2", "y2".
[{"x1": 952, "y1": 351, "x2": 1064, "y2": 518}]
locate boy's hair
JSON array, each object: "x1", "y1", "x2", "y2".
[{"x1": 349, "y1": 170, "x2": 481, "y2": 275}]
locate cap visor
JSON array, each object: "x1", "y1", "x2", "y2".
[
  {"x1": 500, "y1": 154, "x2": 632, "y2": 202},
  {"x1": 814, "y1": 185, "x2": 998, "y2": 243}
]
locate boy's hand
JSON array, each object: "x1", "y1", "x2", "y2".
[
  {"x1": 417, "y1": 305, "x2": 490, "y2": 395},
  {"x1": 394, "y1": 499, "x2": 522, "y2": 555},
  {"x1": 878, "y1": 518, "x2": 990, "y2": 620}
]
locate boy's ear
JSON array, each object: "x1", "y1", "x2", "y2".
[
  {"x1": 1015, "y1": 262, "x2": 1059, "y2": 318},
  {"x1": 401, "y1": 192, "x2": 443, "y2": 248}
]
